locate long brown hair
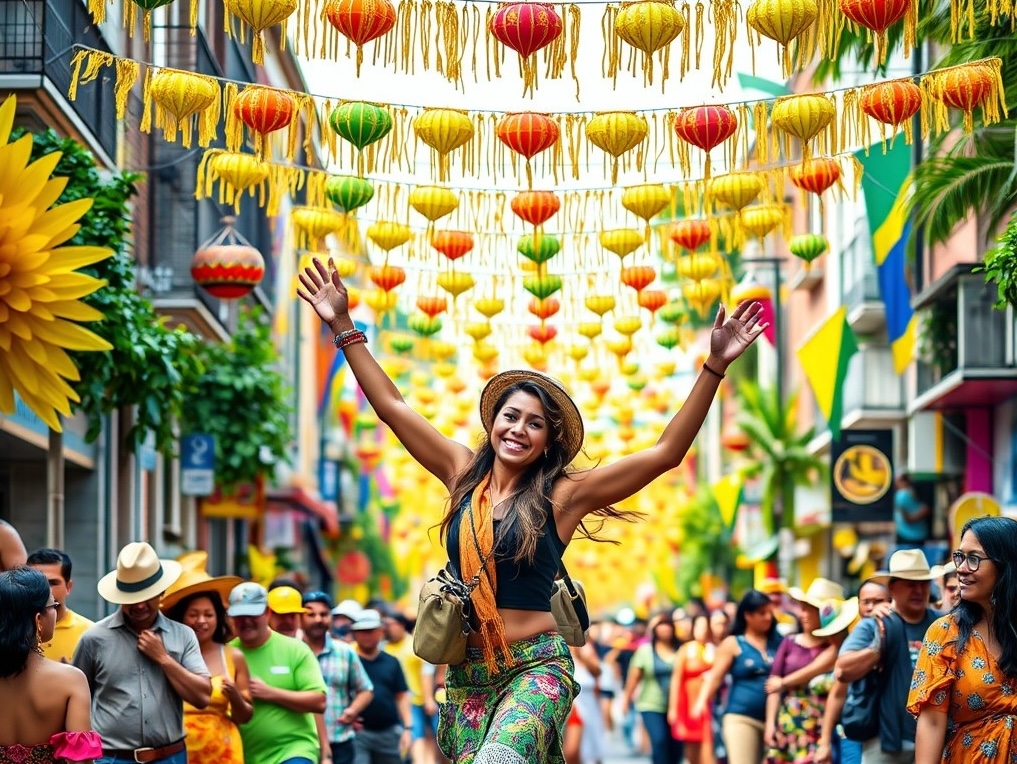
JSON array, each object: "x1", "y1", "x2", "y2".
[{"x1": 440, "y1": 379, "x2": 639, "y2": 562}]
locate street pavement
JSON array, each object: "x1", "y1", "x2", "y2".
[{"x1": 602, "y1": 732, "x2": 651, "y2": 763}]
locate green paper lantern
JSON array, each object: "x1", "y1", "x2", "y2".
[
  {"x1": 522, "y1": 274, "x2": 563, "y2": 300},
  {"x1": 788, "y1": 233, "x2": 828, "y2": 266},
  {"x1": 329, "y1": 102, "x2": 393, "y2": 150},
  {"x1": 407, "y1": 313, "x2": 443, "y2": 337},
  {"x1": 325, "y1": 175, "x2": 375, "y2": 213},
  {"x1": 658, "y1": 302, "x2": 687, "y2": 325},
  {"x1": 517, "y1": 234, "x2": 561, "y2": 264},
  {"x1": 389, "y1": 336, "x2": 415, "y2": 354},
  {"x1": 656, "y1": 327, "x2": 682, "y2": 350}
]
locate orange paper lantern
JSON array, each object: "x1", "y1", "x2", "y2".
[
  {"x1": 859, "y1": 80, "x2": 923, "y2": 128},
  {"x1": 325, "y1": 0, "x2": 397, "y2": 74},
  {"x1": 497, "y1": 113, "x2": 560, "y2": 186},
  {"x1": 668, "y1": 219, "x2": 712, "y2": 250},
  {"x1": 430, "y1": 230, "x2": 474, "y2": 261},
  {"x1": 368, "y1": 264, "x2": 407, "y2": 291},
  {"x1": 620, "y1": 265, "x2": 656, "y2": 292},
  {"x1": 511, "y1": 190, "x2": 561, "y2": 227},
  {"x1": 789, "y1": 158, "x2": 841, "y2": 195}
]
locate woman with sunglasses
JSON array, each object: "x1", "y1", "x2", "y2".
[
  {"x1": 0, "y1": 567, "x2": 101, "y2": 764},
  {"x1": 909, "y1": 516, "x2": 1017, "y2": 764}
]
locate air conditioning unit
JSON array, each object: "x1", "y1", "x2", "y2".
[{"x1": 908, "y1": 411, "x2": 965, "y2": 476}]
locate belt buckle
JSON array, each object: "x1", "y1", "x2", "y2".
[{"x1": 133, "y1": 747, "x2": 155, "y2": 763}]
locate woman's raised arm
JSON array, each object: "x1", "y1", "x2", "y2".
[{"x1": 298, "y1": 257, "x2": 472, "y2": 486}]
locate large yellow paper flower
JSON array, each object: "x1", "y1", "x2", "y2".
[{"x1": 0, "y1": 95, "x2": 113, "y2": 430}]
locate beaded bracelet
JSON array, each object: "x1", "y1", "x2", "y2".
[
  {"x1": 703, "y1": 362, "x2": 726, "y2": 379},
  {"x1": 334, "y1": 330, "x2": 368, "y2": 351}
]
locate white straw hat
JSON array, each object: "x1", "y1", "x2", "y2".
[{"x1": 98, "y1": 542, "x2": 183, "y2": 606}]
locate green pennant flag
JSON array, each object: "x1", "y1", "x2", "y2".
[
  {"x1": 797, "y1": 307, "x2": 858, "y2": 440},
  {"x1": 736, "y1": 73, "x2": 792, "y2": 98}
]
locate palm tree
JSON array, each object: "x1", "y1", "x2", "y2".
[
  {"x1": 734, "y1": 381, "x2": 828, "y2": 535},
  {"x1": 818, "y1": 0, "x2": 1017, "y2": 246}
]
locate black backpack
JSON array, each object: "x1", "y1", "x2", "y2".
[{"x1": 841, "y1": 615, "x2": 903, "y2": 742}]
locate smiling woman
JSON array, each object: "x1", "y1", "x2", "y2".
[{"x1": 908, "y1": 517, "x2": 1017, "y2": 764}]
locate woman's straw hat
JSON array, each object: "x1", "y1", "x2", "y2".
[
  {"x1": 787, "y1": 577, "x2": 846, "y2": 609},
  {"x1": 812, "y1": 597, "x2": 860, "y2": 638},
  {"x1": 479, "y1": 370, "x2": 584, "y2": 464},
  {"x1": 160, "y1": 551, "x2": 244, "y2": 612},
  {"x1": 98, "y1": 542, "x2": 183, "y2": 606}
]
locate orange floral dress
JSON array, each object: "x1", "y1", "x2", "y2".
[
  {"x1": 184, "y1": 647, "x2": 244, "y2": 764},
  {"x1": 907, "y1": 615, "x2": 1017, "y2": 764}
]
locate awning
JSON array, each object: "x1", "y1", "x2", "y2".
[
  {"x1": 266, "y1": 486, "x2": 339, "y2": 535},
  {"x1": 910, "y1": 368, "x2": 1017, "y2": 414}
]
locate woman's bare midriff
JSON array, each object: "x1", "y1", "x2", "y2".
[{"x1": 466, "y1": 608, "x2": 559, "y2": 647}]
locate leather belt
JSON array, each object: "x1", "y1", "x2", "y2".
[{"x1": 104, "y1": 739, "x2": 186, "y2": 763}]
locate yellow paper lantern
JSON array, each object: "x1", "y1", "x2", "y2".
[
  {"x1": 147, "y1": 70, "x2": 220, "y2": 149},
  {"x1": 614, "y1": 316, "x2": 643, "y2": 336},
  {"x1": 464, "y1": 322, "x2": 493, "y2": 341},
  {"x1": 770, "y1": 94, "x2": 836, "y2": 160},
  {"x1": 333, "y1": 258, "x2": 359, "y2": 278},
  {"x1": 523, "y1": 344, "x2": 549, "y2": 371},
  {"x1": 366, "y1": 221, "x2": 412, "y2": 252},
  {"x1": 683, "y1": 279, "x2": 722, "y2": 317},
  {"x1": 585, "y1": 294, "x2": 617, "y2": 316},
  {"x1": 709, "y1": 172, "x2": 765, "y2": 211},
  {"x1": 224, "y1": 0, "x2": 298, "y2": 64},
  {"x1": 600, "y1": 228, "x2": 646, "y2": 260},
  {"x1": 676, "y1": 252, "x2": 719, "y2": 282},
  {"x1": 614, "y1": 0, "x2": 685, "y2": 87},
  {"x1": 430, "y1": 340, "x2": 457, "y2": 361},
  {"x1": 586, "y1": 112, "x2": 649, "y2": 182},
  {"x1": 409, "y1": 185, "x2": 459, "y2": 222},
  {"x1": 473, "y1": 297, "x2": 505, "y2": 318},
  {"x1": 413, "y1": 109, "x2": 475, "y2": 181},
  {"x1": 606, "y1": 337, "x2": 633, "y2": 361},
  {"x1": 436, "y1": 270, "x2": 475, "y2": 298},
  {"x1": 473, "y1": 342, "x2": 499, "y2": 363},
  {"x1": 578, "y1": 322, "x2": 603, "y2": 340},
  {"x1": 364, "y1": 288, "x2": 398, "y2": 314},
  {"x1": 203, "y1": 151, "x2": 270, "y2": 212},
  {"x1": 739, "y1": 203, "x2": 786, "y2": 240},
  {"x1": 745, "y1": 0, "x2": 818, "y2": 73},
  {"x1": 567, "y1": 344, "x2": 590, "y2": 362},
  {"x1": 621, "y1": 183, "x2": 672, "y2": 240},
  {"x1": 291, "y1": 206, "x2": 346, "y2": 248}
]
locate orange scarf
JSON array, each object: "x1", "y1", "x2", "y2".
[{"x1": 459, "y1": 473, "x2": 513, "y2": 671}]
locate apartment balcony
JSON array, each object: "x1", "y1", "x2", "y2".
[
  {"x1": 841, "y1": 231, "x2": 885, "y2": 335},
  {"x1": 0, "y1": 0, "x2": 117, "y2": 163},
  {"x1": 911, "y1": 270, "x2": 1017, "y2": 413},
  {"x1": 841, "y1": 345, "x2": 907, "y2": 429}
]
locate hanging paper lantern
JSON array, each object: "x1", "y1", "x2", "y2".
[
  {"x1": 364, "y1": 288, "x2": 398, "y2": 314},
  {"x1": 578, "y1": 322, "x2": 603, "y2": 340},
  {"x1": 416, "y1": 296, "x2": 448, "y2": 318},
  {"x1": 431, "y1": 230, "x2": 474, "y2": 262},
  {"x1": 474, "y1": 342, "x2": 500, "y2": 363},
  {"x1": 325, "y1": 175, "x2": 375, "y2": 213},
  {"x1": 740, "y1": 204, "x2": 786, "y2": 240},
  {"x1": 614, "y1": 316, "x2": 642, "y2": 336},
  {"x1": 789, "y1": 158, "x2": 841, "y2": 196},
  {"x1": 746, "y1": 0, "x2": 818, "y2": 73},
  {"x1": 638, "y1": 289, "x2": 668, "y2": 316},
  {"x1": 390, "y1": 336, "x2": 415, "y2": 354},
  {"x1": 931, "y1": 63, "x2": 996, "y2": 133},
  {"x1": 859, "y1": 80, "x2": 922, "y2": 130},
  {"x1": 329, "y1": 101, "x2": 393, "y2": 150},
  {"x1": 566, "y1": 344, "x2": 589, "y2": 362},
  {"x1": 147, "y1": 70, "x2": 220, "y2": 148},
  {"x1": 325, "y1": 0, "x2": 397, "y2": 74},
  {"x1": 529, "y1": 324, "x2": 558, "y2": 344},
  {"x1": 606, "y1": 338, "x2": 633, "y2": 362},
  {"x1": 655, "y1": 327, "x2": 683, "y2": 350},
  {"x1": 668, "y1": 219, "x2": 712, "y2": 251},
  {"x1": 510, "y1": 190, "x2": 560, "y2": 227},
  {"x1": 683, "y1": 279, "x2": 723, "y2": 317},
  {"x1": 473, "y1": 297, "x2": 505, "y2": 318},
  {"x1": 585, "y1": 294, "x2": 616, "y2": 316},
  {"x1": 413, "y1": 108, "x2": 475, "y2": 182},
  {"x1": 465, "y1": 322, "x2": 493, "y2": 341},
  {"x1": 408, "y1": 313, "x2": 443, "y2": 337},
  {"x1": 368, "y1": 263, "x2": 407, "y2": 291},
  {"x1": 489, "y1": 3, "x2": 564, "y2": 94},
  {"x1": 523, "y1": 274, "x2": 564, "y2": 300},
  {"x1": 839, "y1": 0, "x2": 911, "y2": 64},
  {"x1": 672, "y1": 105, "x2": 738, "y2": 179},
  {"x1": 191, "y1": 218, "x2": 265, "y2": 299},
  {"x1": 528, "y1": 297, "x2": 561, "y2": 321},
  {"x1": 522, "y1": 344, "x2": 549, "y2": 371},
  {"x1": 232, "y1": 86, "x2": 295, "y2": 141},
  {"x1": 291, "y1": 206, "x2": 346, "y2": 248},
  {"x1": 621, "y1": 184, "x2": 671, "y2": 238},
  {"x1": 586, "y1": 112, "x2": 650, "y2": 183},
  {"x1": 770, "y1": 95, "x2": 836, "y2": 161},
  {"x1": 620, "y1": 265, "x2": 656, "y2": 292},
  {"x1": 789, "y1": 233, "x2": 829, "y2": 270},
  {"x1": 710, "y1": 172, "x2": 765, "y2": 211},
  {"x1": 613, "y1": 0, "x2": 684, "y2": 86},
  {"x1": 366, "y1": 221, "x2": 412, "y2": 251},
  {"x1": 600, "y1": 228, "x2": 645, "y2": 260},
  {"x1": 518, "y1": 233, "x2": 561, "y2": 265},
  {"x1": 409, "y1": 185, "x2": 459, "y2": 222},
  {"x1": 497, "y1": 113, "x2": 560, "y2": 186},
  {"x1": 223, "y1": 0, "x2": 298, "y2": 64},
  {"x1": 205, "y1": 152, "x2": 270, "y2": 212},
  {"x1": 676, "y1": 253, "x2": 719, "y2": 283},
  {"x1": 721, "y1": 426, "x2": 752, "y2": 452},
  {"x1": 437, "y1": 270, "x2": 476, "y2": 298},
  {"x1": 658, "y1": 301, "x2": 687, "y2": 325}
]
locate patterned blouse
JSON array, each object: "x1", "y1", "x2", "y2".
[{"x1": 907, "y1": 615, "x2": 1017, "y2": 764}]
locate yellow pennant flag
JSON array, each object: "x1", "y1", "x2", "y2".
[
  {"x1": 796, "y1": 306, "x2": 858, "y2": 440},
  {"x1": 712, "y1": 472, "x2": 743, "y2": 528}
]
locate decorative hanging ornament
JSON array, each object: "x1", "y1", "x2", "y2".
[
  {"x1": 325, "y1": 175, "x2": 375, "y2": 213},
  {"x1": 586, "y1": 112, "x2": 649, "y2": 183},
  {"x1": 511, "y1": 190, "x2": 560, "y2": 227},
  {"x1": 366, "y1": 221, "x2": 412, "y2": 251},
  {"x1": 788, "y1": 233, "x2": 829, "y2": 271},
  {"x1": 325, "y1": 0, "x2": 398, "y2": 74},
  {"x1": 496, "y1": 113, "x2": 560, "y2": 188},
  {"x1": 431, "y1": 230, "x2": 474, "y2": 263},
  {"x1": 230, "y1": 86, "x2": 296, "y2": 160},
  {"x1": 408, "y1": 313, "x2": 443, "y2": 337},
  {"x1": 522, "y1": 273, "x2": 564, "y2": 300},
  {"x1": 529, "y1": 324, "x2": 558, "y2": 345},
  {"x1": 473, "y1": 297, "x2": 505, "y2": 318},
  {"x1": 788, "y1": 158, "x2": 841, "y2": 215},
  {"x1": 146, "y1": 69, "x2": 220, "y2": 149},
  {"x1": 928, "y1": 62, "x2": 999, "y2": 133},
  {"x1": 745, "y1": 0, "x2": 818, "y2": 75},
  {"x1": 600, "y1": 228, "x2": 646, "y2": 260},
  {"x1": 291, "y1": 206, "x2": 346, "y2": 249},
  {"x1": 858, "y1": 80, "x2": 922, "y2": 144},
  {"x1": 223, "y1": 0, "x2": 298, "y2": 64},
  {"x1": 518, "y1": 233, "x2": 561, "y2": 266},
  {"x1": 621, "y1": 184, "x2": 671, "y2": 240},
  {"x1": 709, "y1": 171, "x2": 765, "y2": 211},
  {"x1": 328, "y1": 101, "x2": 393, "y2": 173},
  {"x1": 637, "y1": 289, "x2": 668, "y2": 317},
  {"x1": 672, "y1": 105, "x2": 738, "y2": 179},
  {"x1": 413, "y1": 108, "x2": 475, "y2": 182},
  {"x1": 489, "y1": 3, "x2": 564, "y2": 96},
  {"x1": 191, "y1": 216, "x2": 265, "y2": 299},
  {"x1": 676, "y1": 252, "x2": 719, "y2": 283},
  {"x1": 202, "y1": 152, "x2": 270, "y2": 213},
  {"x1": 528, "y1": 297, "x2": 561, "y2": 321},
  {"x1": 436, "y1": 270, "x2": 476, "y2": 299},
  {"x1": 839, "y1": 0, "x2": 913, "y2": 65},
  {"x1": 368, "y1": 263, "x2": 407, "y2": 292},
  {"x1": 739, "y1": 203, "x2": 786, "y2": 242},
  {"x1": 770, "y1": 94, "x2": 836, "y2": 162},
  {"x1": 620, "y1": 265, "x2": 656, "y2": 292},
  {"x1": 613, "y1": 0, "x2": 685, "y2": 86},
  {"x1": 409, "y1": 185, "x2": 459, "y2": 225},
  {"x1": 585, "y1": 294, "x2": 616, "y2": 316},
  {"x1": 668, "y1": 219, "x2": 712, "y2": 251}
]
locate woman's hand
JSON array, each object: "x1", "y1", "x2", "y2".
[
  {"x1": 708, "y1": 301, "x2": 766, "y2": 370},
  {"x1": 297, "y1": 257, "x2": 352, "y2": 331},
  {"x1": 764, "y1": 722, "x2": 777, "y2": 748},
  {"x1": 764, "y1": 676, "x2": 784, "y2": 694}
]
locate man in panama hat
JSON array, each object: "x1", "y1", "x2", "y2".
[{"x1": 74, "y1": 542, "x2": 212, "y2": 764}]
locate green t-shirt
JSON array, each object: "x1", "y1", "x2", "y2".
[
  {"x1": 233, "y1": 631, "x2": 327, "y2": 764},
  {"x1": 631, "y1": 642, "x2": 675, "y2": 713}
]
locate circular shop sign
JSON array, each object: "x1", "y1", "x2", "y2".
[{"x1": 833, "y1": 445, "x2": 892, "y2": 505}]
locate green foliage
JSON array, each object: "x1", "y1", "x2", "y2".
[
  {"x1": 180, "y1": 307, "x2": 292, "y2": 487},
  {"x1": 977, "y1": 211, "x2": 1017, "y2": 309},
  {"x1": 357, "y1": 496, "x2": 407, "y2": 601},
  {"x1": 674, "y1": 485, "x2": 740, "y2": 603},
  {"x1": 19, "y1": 128, "x2": 204, "y2": 450}
]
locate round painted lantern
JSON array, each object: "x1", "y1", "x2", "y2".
[
  {"x1": 672, "y1": 105, "x2": 738, "y2": 178},
  {"x1": 600, "y1": 228, "x2": 645, "y2": 260},
  {"x1": 789, "y1": 158, "x2": 841, "y2": 195},
  {"x1": 489, "y1": 3, "x2": 564, "y2": 58},
  {"x1": 669, "y1": 219, "x2": 712, "y2": 250},
  {"x1": 586, "y1": 111, "x2": 650, "y2": 182},
  {"x1": 789, "y1": 233, "x2": 829, "y2": 270},
  {"x1": 511, "y1": 190, "x2": 560, "y2": 227},
  {"x1": 328, "y1": 101, "x2": 393, "y2": 149},
  {"x1": 858, "y1": 80, "x2": 922, "y2": 127},
  {"x1": 710, "y1": 172, "x2": 765, "y2": 211},
  {"x1": 224, "y1": 0, "x2": 298, "y2": 63},
  {"x1": 325, "y1": 0, "x2": 398, "y2": 73},
  {"x1": 191, "y1": 217, "x2": 265, "y2": 299}
]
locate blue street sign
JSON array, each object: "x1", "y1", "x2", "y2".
[{"x1": 181, "y1": 433, "x2": 215, "y2": 496}]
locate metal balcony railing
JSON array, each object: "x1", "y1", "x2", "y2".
[
  {"x1": 0, "y1": 0, "x2": 117, "y2": 158},
  {"x1": 840, "y1": 232, "x2": 883, "y2": 310},
  {"x1": 842, "y1": 346, "x2": 905, "y2": 414}
]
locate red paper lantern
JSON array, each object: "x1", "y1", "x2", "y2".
[
  {"x1": 668, "y1": 219, "x2": 712, "y2": 251},
  {"x1": 721, "y1": 426, "x2": 751, "y2": 452},
  {"x1": 839, "y1": 0, "x2": 909, "y2": 32},
  {"x1": 858, "y1": 80, "x2": 922, "y2": 126},
  {"x1": 789, "y1": 158, "x2": 841, "y2": 195},
  {"x1": 336, "y1": 550, "x2": 372, "y2": 585},
  {"x1": 496, "y1": 113, "x2": 560, "y2": 159},
  {"x1": 190, "y1": 217, "x2": 265, "y2": 299},
  {"x1": 430, "y1": 230, "x2": 474, "y2": 261},
  {"x1": 528, "y1": 297, "x2": 561, "y2": 320},
  {"x1": 673, "y1": 106, "x2": 738, "y2": 177},
  {"x1": 511, "y1": 190, "x2": 561, "y2": 227},
  {"x1": 489, "y1": 3, "x2": 563, "y2": 58},
  {"x1": 232, "y1": 87, "x2": 295, "y2": 134},
  {"x1": 528, "y1": 324, "x2": 558, "y2": 344},
  {"x1": 620, "y1": 265, "x2": 657, "y2": 292},
  {"x1": 325, "y1": 0, "x2": 397, "y2": 72},
  {"x1": 416, "y1": 295, "x2": 447, "y2": 317}
]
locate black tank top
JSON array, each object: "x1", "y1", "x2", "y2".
[{"x1": 445, "y1": 495, "x2": 567, "y2": 612}]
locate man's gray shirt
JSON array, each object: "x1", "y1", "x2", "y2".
[{"x1": 73, "y1": 610, "x2": 209, "y2": 750}]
